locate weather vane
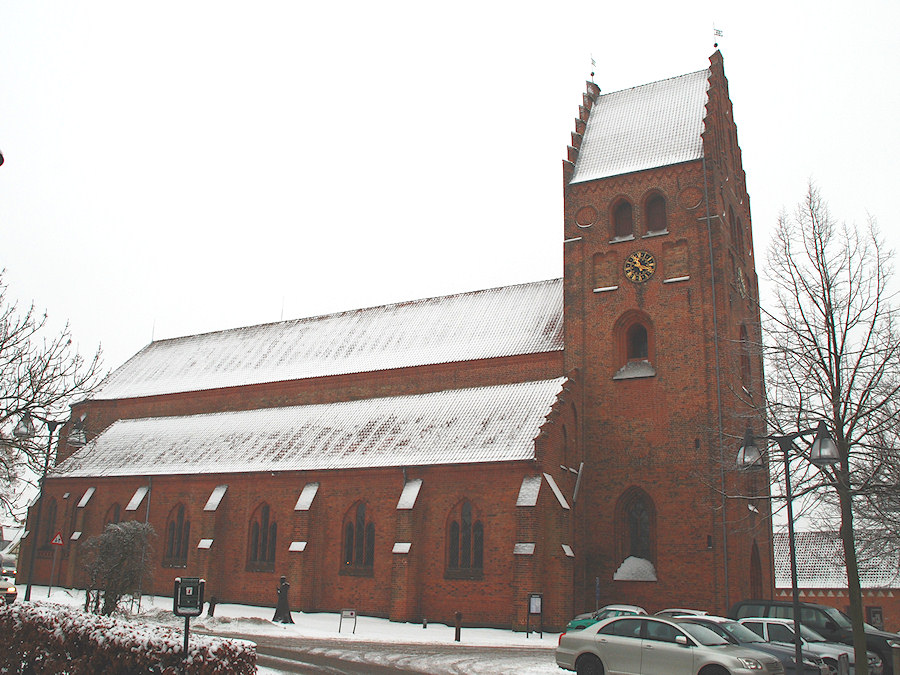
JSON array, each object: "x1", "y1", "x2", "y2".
[
  {"x1": 713, "y1": 25, "x2": 723, "y2": 49},
  {"x1": 590, "y1": 54, "x2": 596, "y2": 84}
]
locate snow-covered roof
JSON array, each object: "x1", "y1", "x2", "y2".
[
  {"x1": 571, "y1": 69, "x2": 710, "y2": 184},
  {"x1": 90, "y1": 279, "x2": 563, "y2": 401},
  {"x1": 774, "y1": 531, "x2": 900, "y2": 589},
  {"x1": 56, "y1": 378, "x2": 566, "y2": 478}
]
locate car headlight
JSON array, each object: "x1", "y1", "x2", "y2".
[{"x1": 737, "y1": 657, "x2": 764, "y2": 670}]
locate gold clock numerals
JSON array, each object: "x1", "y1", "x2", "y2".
[{"x1": 624, "y1": 250, "x2": 656, "y2": 283}]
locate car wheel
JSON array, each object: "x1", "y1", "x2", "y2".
[
  {"x1": 697, "y1": 667, "x2": 729, "y2": 675},
  {"x1": 822, "y1": 659, "x2": 838, "y2": 675},
  {"x1": 575, "y1": 654, "x2": 604, "y2": 675}
]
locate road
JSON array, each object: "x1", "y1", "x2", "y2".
[{"x1": 238, "y1": 633, "x2": 561, "y2": 675}]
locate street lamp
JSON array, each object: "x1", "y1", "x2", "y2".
[
  {"x1": 13, "y1": 413, "x2": 69, "y2": 602},
  {"x1": 737, "y1": 421, "x2": 840, "y2": 672}
]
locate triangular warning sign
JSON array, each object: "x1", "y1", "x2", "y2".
[{"x1": 51, "y1": 532, "x2": 64, "y2": 546}]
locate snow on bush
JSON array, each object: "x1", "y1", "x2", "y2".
[{"x1": 0, "y1": 601, "x2": 256, "y2": 674}]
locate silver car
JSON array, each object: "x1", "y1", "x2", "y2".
[
  {"x1": 556, "y1": 615, "x2": 786, "y2": 674},
  {"x1": 738, "y1": 617, "x2": 883, "y2": 675}
]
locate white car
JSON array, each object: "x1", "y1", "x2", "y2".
[{"x1": 557, "y1": 614, "x2": 785, "y2": 674}]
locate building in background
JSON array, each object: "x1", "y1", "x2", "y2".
[{"x1": 21, "y1": 51, "x2": 770, "y2": 629}]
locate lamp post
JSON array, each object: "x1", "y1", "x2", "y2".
[
  {"x1": 13, "y1": 414, "x2": 65, "y2": 602},
  {"x1": 737, "y1": 421, "x2": 840, "y2": 673}
]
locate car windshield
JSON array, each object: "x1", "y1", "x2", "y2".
[
  {"x1": 827, "y1": 607, "x2": 854, "y2": 630},
  {"x1": 717, "y1": 621, "x2": 767, "y2": 643},
  {"x1": 679, "y1": 622, "x2": 730, "y2": 646},
  {"x1": 797, "y1": 624, "x2": 829, "y2": 642}
]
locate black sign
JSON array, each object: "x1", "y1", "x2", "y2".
[{"x1": 173, "y1": 577, "x2": 205, "y2": 617}]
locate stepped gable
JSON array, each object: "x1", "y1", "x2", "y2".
[
  {"x1": 567, "y1": 68, "x2": 710, "y2": 184},
  {"x1": 57, "y1": 378, "x2": 568, "y2": 477},
  {"x1": 91, "y1": 278, "x2": 564, "y2": 401}
]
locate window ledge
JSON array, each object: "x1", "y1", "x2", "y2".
[
  {"x1": 613, "y1": 360, "x2": 656, "y2": 380},
  {"x1": 642, "y1": 229, "x2": 669, "y2": 238},
  {"x1": 609, "y1": 235, "x2": 636, "y2": 244},
  {"x1": 246, "y1": 562, "x2": 275, "y2": 573},
  {"x1": 340, "y1": 566, "x2": 374, "y2": 577},
  {"x1": 444, "y1": 568, "x2": 484, "y2": 581}
]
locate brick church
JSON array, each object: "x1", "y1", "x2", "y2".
[{"x1": 22, "y1": 51, "x2": 772, "y2": 630}]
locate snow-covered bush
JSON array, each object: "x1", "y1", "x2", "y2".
[{"x1": 0, "y1": 601, "x2": 256, "y2": 674}]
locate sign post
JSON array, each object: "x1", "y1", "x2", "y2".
[
  {"x1": 173, "y1": 577, "x2": 205, "y2": 672},
  {"x1": 48, "y1": 531, "x2": 64, "y2": 597},
  {"x1": 526, "y1": 593, "x2": 543, "y2": 638}
]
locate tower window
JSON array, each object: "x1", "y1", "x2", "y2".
[
  {"x1": 626, "y1": 324, "x2": 649, "y2": 360},
  {"x1": 645, "y1": 195, "x2": 667, "y2": 233},
  {"x1": 615, "y1": 487, "x2": 657, "y2": 566},
  {"x1": 613, "y1": 200, "x2": 634, "y2": 239}
]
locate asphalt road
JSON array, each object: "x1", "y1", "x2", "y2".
[{"x1": 242, "y1": 633, "x2": 559, "y2": 674}]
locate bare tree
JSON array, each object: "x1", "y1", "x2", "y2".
[
  {"x1": 0, "y1": 270, "x2": 103, "y2": 517},
  {"x1": 761, "y1": 184, "x2": 900, "y2": 674},
  {"x1": 82, "y1": 521, "x2": 155, "y2": 616}
]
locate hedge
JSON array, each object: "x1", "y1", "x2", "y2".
[{"x1": 0, "y1": 602, "x2": 256, "y2": 674}]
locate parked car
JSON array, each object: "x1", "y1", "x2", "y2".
[
  {"x1": 738, "y1": 616, "x2": 882, "y2": 675},
  {"x1": 673, "y1": 614, "x2": 829, "y2": 674},
  {"x1": 656, "y1": 608, "x2": 709, "y2": 618},
  {"x1": 566, "y1": 603, "x2": 647, "y2": 631},
  {"x1": 1, "y1": 577, "x2": 15, "y2": 605},
  {"x1": 0, "y1": 553, "x2": 15, "y2": 580},
  {"x1": 556, "y1": 614, "x2": 786, "y2": 674},
  {"x1": 730, "y1": 599, "x2": 895, "y2": 674}
]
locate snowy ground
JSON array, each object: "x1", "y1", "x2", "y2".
[{"x1": 14, "y1": 583, "x2": 564, "y2": 674}]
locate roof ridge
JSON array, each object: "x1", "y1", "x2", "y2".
[{"x1": 144, "y1": 277, "x2": 564, "y2": 348}]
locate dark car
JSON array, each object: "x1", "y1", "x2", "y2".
[
  {"x1": 674, "y1": 615, "x2": 829, "y2": 674},
  {"x1": 0, "y1": 577, "x2": 15, "y2": 605},
  {"x1": 729, "y1": 599, "x2": 899, "y2": 675}
]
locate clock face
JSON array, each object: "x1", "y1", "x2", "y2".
[{"x1": 624, "y1": 250, "x2": 656, "y2": 283}]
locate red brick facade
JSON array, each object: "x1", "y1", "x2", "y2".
[{"x1": 21, "y1": 51, "x2": 774, "y2": 630}]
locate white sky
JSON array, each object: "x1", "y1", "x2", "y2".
[{"x1": 1, "y1": 1, "x2": 898, "y2": 374}]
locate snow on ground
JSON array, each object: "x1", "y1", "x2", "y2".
[{"x1": 16, "y1": 584, "x2": 564, "y2": 674}]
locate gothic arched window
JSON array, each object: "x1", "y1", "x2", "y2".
[
  {"x1": 342, "y1": 502, "x2": 375, "y2": 575},
  {"x1": 164, "y1": 503, "x2": 190, "y2": 568},
  {"x1": 248, "y1": 502, "x2": 277, "y2": 571},
  {"x1": 616, "y1": 488, "x2": 656, "y2": 565},
  {"x1": 447, "y1": 500, "x2": 484, "y2": 578},
  {"x1": 105, "y1": 503, "x2": 121, "y2": 526}
]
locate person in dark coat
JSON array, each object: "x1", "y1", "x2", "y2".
[{"x1": 273, "y1": 576, "x2": 294, "y2": 623}]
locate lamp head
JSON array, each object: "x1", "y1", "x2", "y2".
[
  {"x1": 809, "y1": 420, "x2": 840, "y2": 467},
  {"x1": 737, "y1": 427, "x2": 763, "y2": 470},
  {"x1": 13, "y1": 413, "x2": 35, "y2": 440}
]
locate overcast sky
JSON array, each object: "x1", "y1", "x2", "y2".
[{"x1": 1, "y1": 1, "x2": 898, "y2": 375}]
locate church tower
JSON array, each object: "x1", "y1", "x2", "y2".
[{"x1": 562, "y1": 51, "x2": 770, "y2": 614}]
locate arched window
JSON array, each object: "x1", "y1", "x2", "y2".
[
  {"x1": 164, "y1": 503, "x2": 190, "y2": 568},
  {"x1": 613, "y1": 199, "x2": 634, "y2": 239},
  {"x1": 105, "y1": 503, "x2": 121, "y2": 526},
  {"x1": 248, "y1": 502, "x2": 277, "y2": 571},
  {"x1": 614, "y1": 312, "x2": 656, "y2": 380},
  {"x1": 615, "y1": 488, "x2": 656, "y2": 565},
  {"x1": 626, "y1": 324, "x2": 649, "y2": 360},
  {"x1": 44, "y1": 497, "x2": 58, "y2": 545},
  {"x1": 446, "y1": 500, "x2": 484, "y2": 578},
  {"x1": 645, "y1": 194, "x2": 667, "y2": 233},
  {"x1": 342, "y1": 502, "x2": 375, "y2": 574}
]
